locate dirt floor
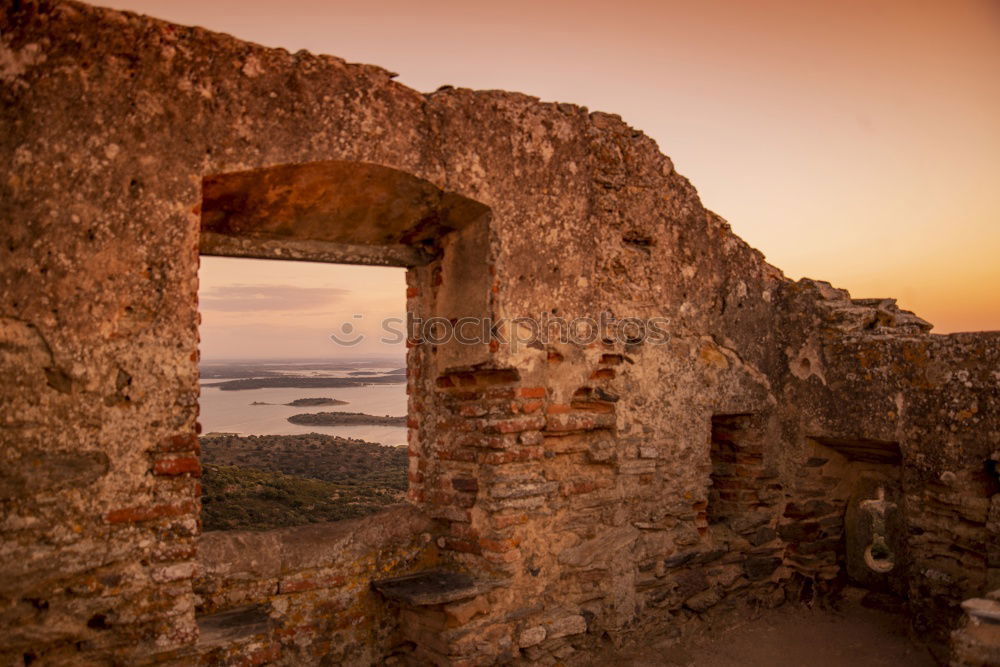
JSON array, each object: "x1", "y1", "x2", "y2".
[{"x1": 575, "y1": 589, "x2": 939, "y2": 666}]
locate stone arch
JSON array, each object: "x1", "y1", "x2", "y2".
[{"x1": 199, "y1": 160, "x2": 491, "y2": 267}]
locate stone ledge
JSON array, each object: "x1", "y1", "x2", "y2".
[
  {"x1": 371, "y1": 570, "x2": 498, "y2": 606},
  {"x1": 962, "y1": 598, "x2": 1000, "y2": 624},
  {"x1": 196, "y1": 605, "x2": 271, "y2": 649},
  {"x1": 198, "y1": 504, "x2": 432, "y2": 579}
]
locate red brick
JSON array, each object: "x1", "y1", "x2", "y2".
[
  {"x1": 106, "y1": 501, "x2": 195, "y2": 524},
  {"x1": 520, "y1": 400, "x2": 544, "y2": 414},
  {"x1": 517, "y1": 386, "x2": 547, "y2": 398},
  {"x1": 443, "y1": 537, "x2": 481, "y2": 554},
  {"x1": 153, "y1": 456, "x2": 201, "y2": 477},
  {"x1": 439, "y1": 419, "x2": 475, "y2": 433},
  {"x1": 479, "y1": 536, "x2": 518, "y2": 552},
  {"x1": 479, "y1": 415, "x2": 546, "y2": 435}
]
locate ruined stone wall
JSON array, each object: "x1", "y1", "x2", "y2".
[
  {"x1": 193, "y1": 506, "x2": 434, "y2": 665},
  {"x1": 1, "y1": 1, "x2": 437, "y2": 663},
  {"x1": 785, "y1": 295, "x2": 1000, "y2": 637},
  {"x1": 2, "y1": 1, "x2": 998, "y2": 665}
]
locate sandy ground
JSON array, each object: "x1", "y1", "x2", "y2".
[{"x1": 573, "y1": 590, "x2": 939, "y2": 667}]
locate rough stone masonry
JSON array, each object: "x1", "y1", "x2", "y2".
[{"x1": 2, "y1": 1, "x2": 999, "y2": 665}]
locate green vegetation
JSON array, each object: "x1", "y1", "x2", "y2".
[
  {"x1": 200, "y1": 464, "x2": 403, "y2": 531},
  {"x1": 200, "y1": 433, "x2": 407, "y2": 532}
]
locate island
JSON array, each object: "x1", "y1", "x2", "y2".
[
  {"x1": 286, "y1": 411, "x2": 407, "y2": 426},
  {"x1": 286, "y1": 397, "x2": 348, "y2": 407},
  {"x1": 251, "y1": 397, "x2": 349, "y2": 406}
]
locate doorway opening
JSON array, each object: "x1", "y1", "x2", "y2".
[{"x1": 780, "y1": 436, "x2": 904, "y2": 598}]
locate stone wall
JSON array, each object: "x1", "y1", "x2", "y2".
[
  {"x1": 194, "y1": 506, "x2": 433, "y2": 665},
  {"x1": 2, "y1": 1, "x2": 998, "y2": 665}
]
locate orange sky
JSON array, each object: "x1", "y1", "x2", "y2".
[
  {"x1": 197, "y1": 257, "x2": 405, "y2": 359},
  {"x1": 104, "y1": 0, "x2": 1000, "y2": 356}
]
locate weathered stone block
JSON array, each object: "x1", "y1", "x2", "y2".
[
  {"x1": 743, "y1": 557, "x2": 782, "y2": 581},
  {"x1": 518, "y1": 625, "x2": 547, "y2": 647},
  {"x1": 544, "y1": 614, "x2": 587, "y2": 639}
]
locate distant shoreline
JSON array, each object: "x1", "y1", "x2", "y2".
[
  {"x1": 286, "y1": 411, "x2": 407, "y2": 427},
  {"x1": 202, "y1": 374, "x2": 405, "y2": 391},
  {"x1": 199, "y1": 359, "x2": 405, "y2": 380}
]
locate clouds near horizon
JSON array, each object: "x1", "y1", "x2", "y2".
[
  {"x1": 199, "y1": 284, "x2": 349, "y2": 312},
  {"x1": 198, "y1": 257, "x2": 406, "y2": 359}
]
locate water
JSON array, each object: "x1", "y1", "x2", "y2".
[{"x1": 198, "y1": 377, "x2": 408, "y2": 446}]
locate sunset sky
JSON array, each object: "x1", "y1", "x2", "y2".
[{"x1": 105, "y1": 0, "x2": 1000, "y2": 358}]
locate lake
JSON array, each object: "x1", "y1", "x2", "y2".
[{"x1": 198, "y1": 371, "x2": 408, "y2": 446}]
